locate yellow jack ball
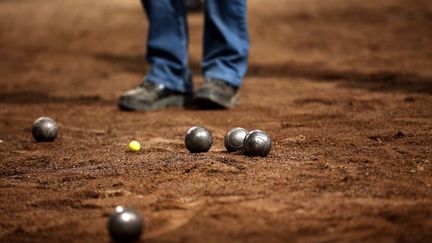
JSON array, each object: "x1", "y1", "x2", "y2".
[{"x1": 129, "y1": 141, "x2": 141, "y2": 152}]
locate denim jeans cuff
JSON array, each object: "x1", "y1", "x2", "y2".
[
  {"x1": 204, "y1": 70, "x2": 243, "y2": 88},
  {"x1": 145, "y1": 74, "x2": 186, "y2": 93}
]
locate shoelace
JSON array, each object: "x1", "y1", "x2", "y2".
[
  {"x1": 205, "y1": 79, "x2": 237, "y2": 91},
  {"x1": 139, "y1": 82, "x2": 165, "y2": 91}
]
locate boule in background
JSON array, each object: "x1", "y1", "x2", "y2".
[
  {"x1": 243, "y1": 130, "x2": 272, "y2": 157},
  {"x1": 32, "y1": 116, "x2": 59, "y2": 142},
  {"x1": 224, "y1": 127, "x2": 248, "y2": 152},
  {"x1": 184, "y1": 126, "x2": 213, "y2": 153},
  {"x1": 108, "y1": 206, "x2": 144, "y2": 242}
]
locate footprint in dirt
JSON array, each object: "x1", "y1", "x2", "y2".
[{"x1": 144, "y1": 198, "x2": 205, "y2": 239}]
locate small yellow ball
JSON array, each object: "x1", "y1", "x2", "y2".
[{"x1": 129, "y1": 140, "x2": 141, "y2": 152}]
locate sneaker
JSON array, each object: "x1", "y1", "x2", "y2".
[
  {"x1": 192, "y1": 79, "x2": 240, "y2": 109},
  {"x1": 118, "y1": 82, "x2": 189, "y2": 111}
]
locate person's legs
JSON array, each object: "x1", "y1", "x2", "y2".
[
  {"x1": 192, "y1": 0, "x2": 249, "y2": 108},
  {"x1": 118, "y1": 0, "x2": 192, "y2": 111},
  {"x1": 142, "y1": 0, "x2": 192, "y2": 93},
  {"x1": 202, "y1": 0, "x2": 249, "y2": 87}
]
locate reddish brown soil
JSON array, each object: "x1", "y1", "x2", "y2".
[{"x1": 1, "y1": 0, "x2": 432, "y2": 242}]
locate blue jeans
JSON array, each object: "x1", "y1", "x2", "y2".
[{"x1": 142, "y1": 0, "x2": 249, "y2": 93}]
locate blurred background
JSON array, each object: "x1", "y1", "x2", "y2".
[{"x1": 1, "y1": 0, "x2": 431, "y2": 102}]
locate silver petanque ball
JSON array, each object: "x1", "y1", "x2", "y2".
[
  {"x1": 243, "y1": 130, "x2": 272, "y2": 157},
  {"x1": 32, "y1": 117, "x2": 59, "y2": 142},
  {"x1": 184, "y1": 126, "x2": 213, "y2": 153},
  {"x1": 224, "y1": 127, "x2": 248, "y2": 152},
  {"x1": 108, "y1": 206, "x2": 144, "y2": 242}
]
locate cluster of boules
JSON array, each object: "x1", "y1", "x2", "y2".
[{"x1": 185, "y1": 126, "x2": 272, "y2": 157}]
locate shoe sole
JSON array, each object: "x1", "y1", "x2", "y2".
[
  {"x1": 118, "y1": 95, "x2": 187, "y2": 111},
  {"x1": 193, "y1": 90, "x2": 239, "y2": 109}
]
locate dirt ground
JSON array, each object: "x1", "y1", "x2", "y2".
[{"x1": 1, "y1": 0, "x2": 432, "y2": 242}]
